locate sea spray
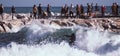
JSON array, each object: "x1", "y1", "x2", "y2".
[
  {"x1": 0, "y1": 42, "x2": 99, "y2": 56},
  {"x1": 0, "y1": 22, "x2": 120, "y2": 56}
]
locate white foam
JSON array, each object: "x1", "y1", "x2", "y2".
[
  {"x1": 0, "y1": 42, "x2": 99, "y2": 56},
  {"x1": 1, "y1": 22, "x2": 120, "y2": 56}
]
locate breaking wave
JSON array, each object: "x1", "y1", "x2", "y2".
[{"x1": 0, "y1": 20, "x2": 120, "y2": 56}]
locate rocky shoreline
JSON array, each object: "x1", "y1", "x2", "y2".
[{"x1": 0, "y1": 13, "x2": 120, "y2": 33}]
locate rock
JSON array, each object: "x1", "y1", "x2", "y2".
[
  {"x1": 16, "y1": 14, "x2": 25, "y2": 19},
  {"x1": 1, "y1": 13, "x2": 120, "y2": 33}
]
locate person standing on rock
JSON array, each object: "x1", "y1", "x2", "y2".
[
  {"x1": 38, "y1": 4, "x2": 42, "y2": 19},
  {"x1": 80, "y1": 4, "x2": 84, "y2": 17},
  {"x1": 33, "y1": 4, "x2": 37, "y2": 19},
  {"x1": 101, "y1": 5, "x2": 106, "y2": 16},
  {"x1": 69, "y1": 4, "x2": 74, "y2": 17},
  {"x1": 76, "y1": 4, "x2": 80, "y2": 18},
  {"x1": 95, "y1": 3, "x2": 99, "y2": 17},
  {"x1": 11, "y1": 6, "x2": 16, "y2": 20},
  {"x1": 91, "y1": 3, "x2": 93, "y2": 13},
  {"x1": 115, "y1": 3, "x2": 119, "y2": 16},
  {"x1": 87, "y1": 3, "x2": 92, "y2": 17},
  {"x1": 0, "y1": 4, "x2": 4, "y2": 20},
  {"x1": 61, "y1": 6, "x2": 65, "y2": 16},
  {"x1": 47, "y1": 4, "x2": 51, "y2": 17},
  {"x1": 111, "y1": 3, "x2": 116, "y2": 16},
  {"x1": 64, "y1": 4, "x2": 69, "y2": 17}
]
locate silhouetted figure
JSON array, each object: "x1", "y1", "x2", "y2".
[
  {"x1": 76, "y1": 4, "x2": 80, "y2": 18},
  {"x1": 0, "y1": 4, "x2": 4, "y2": 20},
  {"x1": 11, "y1": 6, "x2": 16, "y2": 20},
  {"x1": 64, "y1": 4, "x2": 69, "y2": 17},
  {"x1": 38, "y1": 4, "x2": 42, "y2": 19},
  {"x1": 69, "y1": 33, "x2": 76, "y2": 45},
  {"x1": 80, "y1": 4, "x2": 84, "y2": 17},
  {"x1": 65, "y1": 33, "x2": 76, "y2": 45},
  {"x1": 95, "y1": 3, "x2": 99, "y2": 11},
  {"x1": 61, "y1": 6, "x2": 65, "y2": 16},
  {"x1": 87, "y1": 3, "x2": 92, "y2": 16},
  {"x1": 95, "y1": 3, "x2": 99, "y2": 17},
  {"x1": 69, "y1": 4, "x2": 74, "y2": 17},
  {"x1": 47, "y1": 4, "x2": 51, "y2": 17},
  {"x1": 91, "y1": 3, "x2": 93, "y2": 12},
  {"x1": 33, "y1": 5, "x2": 37, "y2": 19},
  {"x1": 115, "y1": 3, "x2": 119, "y2": 16},
  {"x1": 101, "y1": 5, "x2": 106, "y2": 16},
  {"x1": 111, "y1": 3, "x2": 116, "y2": 15}
]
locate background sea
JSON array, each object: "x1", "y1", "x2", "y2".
[{"x1": 4, "y1": 6, "x2": 114, "y2": 13}]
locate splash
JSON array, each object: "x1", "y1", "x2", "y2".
[
  {"x1": 0, "y1": 42, "x2": 99, "y2": 56},
  {"x1": 0, "y1": 21, "x2": 120, "y2": 56}
]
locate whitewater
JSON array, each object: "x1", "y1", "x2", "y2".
[{"x1": 0, "y1": 20, "x2": 120, "y2": 56}]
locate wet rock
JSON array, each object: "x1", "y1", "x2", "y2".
[
  {"x1": 16, "y1": 14, "x2": 25, "y2": 19},
  {"x1": 1, "y1": 13, "x2": 120, "y2": 33}
]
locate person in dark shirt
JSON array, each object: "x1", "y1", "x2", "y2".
[
  {"x1": 69, "y1": 4, "x2": 74, "y2": 17},
  {"x1": 115, "y1": 3, "x2": 119, "y2": 16},
  {"x1": 91, "y1": 3, "x2": 93, "y2": 13},
  {"x1": 87, "y1": 3, "x2": 92, "y2": 16},
  {"x1": 95, "y1": 3, "x2": 99, "y2": 11},
  {"x1": 47, "y1": 4, "x2": 51, "y2": 17},
  {"x1": 38, "y1": 4, "x2": 42, "y2": 19},
  {"x1": 11, "y1": 6, "x2": 16, "y2": 20},
  {"x1": 0, "y1": 4, "x2": 4, "y2": 20},
  {"x1": 61, "y1": 6, "x2": 65, "y2": 16},
  {"x1": 80, "y1": 4, "x2": 84, "y2": 17},
  {"x1": 76, "y1": 4, "x2": 80, "y2": 18},
  {"x1": 95, "y1": 3, "x2": 99, "y2": 17},
  {"x1": 64, "y1": 4, "x2": 69, "y2": 17}
]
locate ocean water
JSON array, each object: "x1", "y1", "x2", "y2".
[
  {"x1": 4, "y1": 6, "x2": 113, "y2": 13},
  {"x1": 0, "y1": 20, "x2": 120, "y2": 56}
]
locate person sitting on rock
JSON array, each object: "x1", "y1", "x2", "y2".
[
  {"x1": 0, "y1": 4, "x2": 4, "y2": 20},
  {"x1": 43, "y1": 11, "x2": 47, "y2": 18},
  {"x1": 11, "y1": 5, "x2": 16, "y2": 20},
  {"x1": 33, "y1": 4, "x2": 37, "y2": 19}
]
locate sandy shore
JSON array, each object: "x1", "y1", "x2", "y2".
[{"x1": 0, "y1": 13, "x2": 120, "y2": 33}]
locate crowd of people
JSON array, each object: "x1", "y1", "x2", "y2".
[
  {"x1": 0, "y1": 3, "x2": 119, "y2": 19},
  {"x1": 111, "y1": 3, "x2": 119, "y2": 16}
]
